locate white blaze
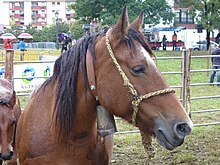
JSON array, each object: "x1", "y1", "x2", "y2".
[{"x1": 140, "y1": 47, "x2": 156, "y2": 67}]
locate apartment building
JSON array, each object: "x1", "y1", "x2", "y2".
[{"x1": 0, "y1": 0, "x2": 75, "y2": 29}]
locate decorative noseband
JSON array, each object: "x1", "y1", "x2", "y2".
[{"x1": 105, "y1": 28, "x2": 175, "y2": 126}]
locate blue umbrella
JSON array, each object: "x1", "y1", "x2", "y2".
[{"x1": 0, "y1": 33, "x2": 16, "y2": 40}]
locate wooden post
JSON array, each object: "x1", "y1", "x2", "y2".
[
  {"x1": 20, "y1": 51, "x2": 24, "y2": 61},
  {"x1": 4, "y1": 49, "x2": 14, "y2": 84},
  {"x1": 186, "y1": 48, "x2": 192, "y2": 117}
]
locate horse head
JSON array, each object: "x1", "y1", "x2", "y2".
[
  {"x1": 0, "y1": 79, "x2": 20, "y2": 161},
  {"x1": 94, "y1": 7, "x2": 193, "y2": 150}
]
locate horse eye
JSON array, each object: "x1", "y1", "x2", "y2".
[{"x1": 131, "y1": 65, "x2": 146, "y2": 75}]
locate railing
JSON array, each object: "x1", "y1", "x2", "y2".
[{"x1": 1, "y1": 49, "x2": 219, "y2": 137}]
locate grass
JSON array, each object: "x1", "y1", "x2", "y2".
[
  {"x1": 111, "y1": 50, "x2": 220, "y2": 165},
  {"x1": 5, "y1": 49, "x2": 220, "y2": 164},
  {"x1": 112, "y1": 123, "x2": 220, "y2": 164},
  {"x1": 0, "y1": 48, "x2": 60, "y2": 61}
]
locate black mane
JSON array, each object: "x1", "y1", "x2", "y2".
[{"x1": 42, "y1": 28, "x2": 152, "y2": 141}]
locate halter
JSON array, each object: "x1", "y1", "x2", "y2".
[{"x1": 105, "y1": 28, "x2": 175, "y2": 126}]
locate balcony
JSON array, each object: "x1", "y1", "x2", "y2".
[
  {"x1": 33, "y1": 22, "x2": 47, "y2": 26},
  {"x1": 11, "y1": 6, "x2": 24, "y2": 10},
  {"x1": 40, "y1": 6, "x2": 46, "y2": 10},
  {"x1": 31, "y1": 6, "x2": 41, "y2": 10},
  {"x1": 32, "y1": 14, "x2": 46, "y2": 18},
  {"x1": 66, "y1": 13, "x2": 74, "y2": 18},
  {"x1": 15, "y1": 21, "x2": 24, "y2": 26},
  {"x1": 11, "y1": 14, "x2": 24, "y2": 18}
]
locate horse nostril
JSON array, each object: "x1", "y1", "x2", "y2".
[
  {"x1": 1, "y1": 151, "x2": 14, "y2": 160},
  {"x1": 9, "y1": 151, "x2": 14, "y2": 157},
  {"x1": 174, "y1": 122, "x2": 192, "y2": 139}
]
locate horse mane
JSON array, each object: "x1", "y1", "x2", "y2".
[{"x1": 42, "y1": 28, "x2": 153, "y2": 141}]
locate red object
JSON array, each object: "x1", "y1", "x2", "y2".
[
  {"x1": 149, "y1": 41, "x2": 184, "y2": 49},
  {"x1": 3, "y1": 40, "x2": 13, "y2": 50}
]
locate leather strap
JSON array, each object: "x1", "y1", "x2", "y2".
[{"x1": 86, "y1": 50, "x2": 98, "y2": 100}]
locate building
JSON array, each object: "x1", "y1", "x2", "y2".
[
  {"x1": 173, "y1": 0, "x2": 195, "y2": 29},
  {"x1": 0, "y1": 0, "x2": 75, "y2": 29}
]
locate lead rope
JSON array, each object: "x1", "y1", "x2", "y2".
[{"x1": 105, "y1": 28, "x2": 175, "y2": 163}]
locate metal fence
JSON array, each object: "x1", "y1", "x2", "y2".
[
  {"x1": 0, "y1": 42, "x2": 56, "y2": 50},
  {"x1": 1, "y1": 49, "x2": 219, "y2": 136}
]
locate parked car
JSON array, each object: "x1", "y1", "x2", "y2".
[{"x1": 191, "y1": 40, "x2": 219, "y2": 51}]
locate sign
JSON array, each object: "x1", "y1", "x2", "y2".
[{"x1": 0, "y1": 63, "x2": 54, "y2": 91}]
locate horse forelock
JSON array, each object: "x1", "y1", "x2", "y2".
[{"x1": 126, "y1": 28, "x2": 154, "y2": 58}]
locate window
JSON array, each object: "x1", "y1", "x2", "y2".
[
  {"x1": 174, "y1": 9, "x2": 194, "y2": 24},
  {"x1": 181, "y1": 10, "x2": 187, "y2": 23},
  {"x1": 52, "y1": 2, "x2": 55, "y2": 5},
  {"x1": 57, "y1": 2, "x2": 60, "y2": 5},
  {"x1": 175, "y1": 11, "x2": 180, "y2": 23},
  {"x1": 188, "y1": 14, "x2": 194, "y2": 23}
]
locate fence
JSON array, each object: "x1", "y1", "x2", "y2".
[
  {"x1": 0, "y1": 42, "x2": 57, "y2": 51},
  {"x1": 1, "y1": 49, "x2": 219, "y2": 136}
]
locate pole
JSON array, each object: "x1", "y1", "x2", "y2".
[
  {"x1": 186, "y1": 48, "x2": 192, "y2": 117},
  {"x1": 5, "y1": 49, "x2": 14, "y2": 86},
  {"x1": 181, "y1": 49, "x2": 187, "y2": 107},
  {"x1": 56, "y1": 18, "x2": 59, "y2": 50}
]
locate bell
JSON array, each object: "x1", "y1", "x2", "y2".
[{"x1": 97, "y1": 105, "x2": 117, "y2": 137}]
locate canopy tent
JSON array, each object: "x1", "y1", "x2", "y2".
[{"x1": 144, "y1": 26, "x2": 186, "y2": 33}]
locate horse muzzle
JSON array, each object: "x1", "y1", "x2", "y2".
[
  {"x1": 155, "y1": 121, "x2": 192, "y2": 150},
  {"x1": 0, "y1": 150, "x2": 14, "y2": 161}
]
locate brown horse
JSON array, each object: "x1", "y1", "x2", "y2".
[
  {"x1": 0, "y1": 78, "x2": 21, "y2": 165},
  {"x1": 16, "y1": 7, "x2": 193, "y2": 165}
]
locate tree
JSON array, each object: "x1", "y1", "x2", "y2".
[
  {"x1": 70, "y1": 22, "x2": 84, "y2": 39},
  {"x1": 72, "y1": 0, "x2": 174, "y2": 27},
  {"x1": 177, "y1": 0, "x2": 220, "y2": 50},
  {"x1": 32, "y1": 21, "x2": 70, "y2": 42}
]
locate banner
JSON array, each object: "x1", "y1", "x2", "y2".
[{"x1": 0, "y1": 63, "x2": 54, "y2": 92}]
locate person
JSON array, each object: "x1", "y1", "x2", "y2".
[
  {"x1": 19, "y1": 38, "x2": 26, "y2": 61},
  {"x1": 209, "y1": 48, "x2": 220, "y2": 86},
  {"x1": 216, "y1": 31, "x2": 220, "y2": 44},
  {"x1": 172, "y1": 31, "x2": 177, "y2": 50},
  {"x1": 61, "y1": 36, "x2": 69, "y2": 53},
  {"x1": 162, "y1": 35, "x2": 167, "y2": 50},
  {"x1": 3, "y1": 39, "x2": 13, "y2": 50}
]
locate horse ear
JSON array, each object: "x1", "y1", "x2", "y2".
[
  {"x1": 10, "y1": 91, "x2": 16, "y2": 107},
  {"x1": 112, "y1": 6, "x2": 129, "y2": 40},
  {"x1": 130, "y1": 11, "x2": 144, "y2": 31}
]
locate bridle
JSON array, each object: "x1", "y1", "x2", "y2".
[{"x1": 105, "y1": 28, "x2": 175, "y2": 126}]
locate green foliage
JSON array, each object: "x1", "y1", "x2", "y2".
[
  {"x1": 177, "y1": 0, "x2": 220, "y2": 49},
  {"x1": 70, "y1": 22, "x2": 84, "y2": 39},
  {"x1": 178, "y1": 0, "x2": 220, "y2": 30},
  {"x1": 72, "y1": 0, "x2": 175, "y2": 27},
  {"x1": 5, "y1": 25, "x2": 22, "y2": 39},
  {"x1": 33, "y1": 21, "x2": 70, "y2": 42},
  {"x1": 4, "y1": 21, "x2": 71, "y2": 43}
]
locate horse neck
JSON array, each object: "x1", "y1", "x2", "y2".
[{"x1": 73, "y1": 70, "x2": 98, "y2": 137}]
